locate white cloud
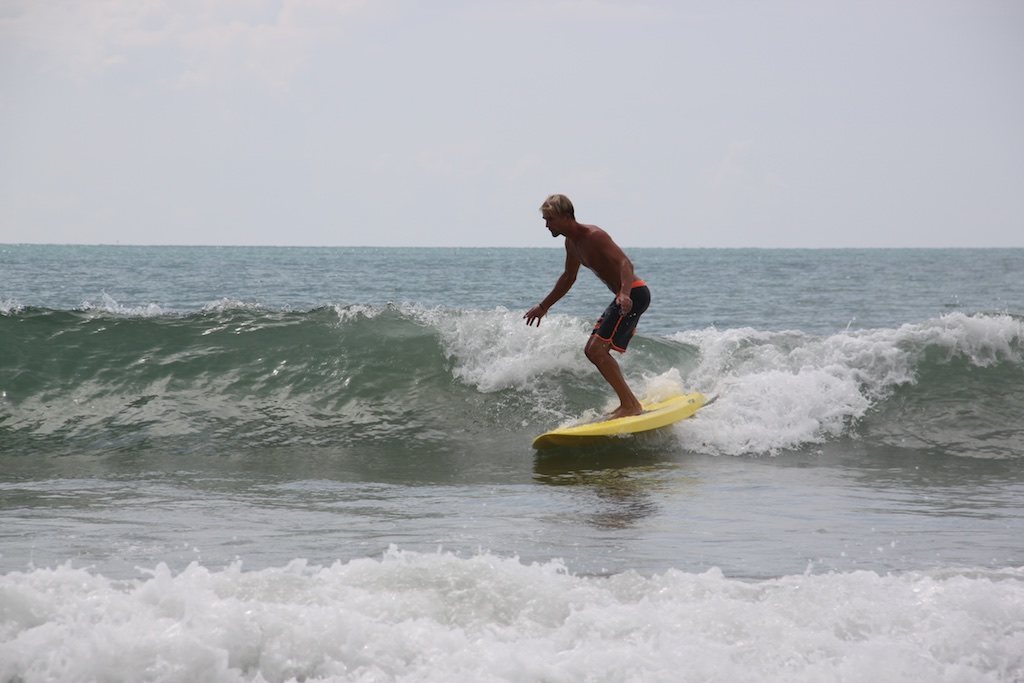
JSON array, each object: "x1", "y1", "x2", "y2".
[
  {"x1": 461, "y1": 0, "x2": 687, "y2": 24},
  {"x1": 1, "y1": 0, "x2": 370, "y2": 89}
]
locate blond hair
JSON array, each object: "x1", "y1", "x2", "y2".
[{"x1": 540, "y1": 194, "x2": 575, "y2": 219}]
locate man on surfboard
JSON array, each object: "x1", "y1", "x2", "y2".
[{"x1": 524, "y1": 194, "x2": 651, "y2": 419}]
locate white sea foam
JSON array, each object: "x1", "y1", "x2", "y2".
[
  {"x1": 1, "y1": 549, "x2": 1021, "y2": 683},
  {"x1": 201, "y1": 298, "x2": 272, "y2": 314},
  {"x1": 893, "y1": 312, "x2": 1023, "y2": 366},
  {"x1": 332, "y1": 302, "x2": 388, "y2": 323},
  {"x1": 672, "y1": 313, "x2": 1023, "y2": 456},
  {"x1": 0, "y1": 298, "x2": 23, "y2": 315},
  {"x1": 436, "y1": 307, "x2": 593, "y2": 393},
  {"x1": 81, "y1": 293, "x2": 166, "y2": 317}
]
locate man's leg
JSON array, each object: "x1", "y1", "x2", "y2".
[{"x1": 584, "y1": 336, "x2": 643, "y2": 419}]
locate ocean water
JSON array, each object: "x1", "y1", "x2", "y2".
[{"x1": 1, "y1": 245, "x2": 1023, "y2": 682}]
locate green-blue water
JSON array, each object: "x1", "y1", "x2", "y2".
[{"x1": 2, "y1": 246, "x2": 1023, "y2": 682}]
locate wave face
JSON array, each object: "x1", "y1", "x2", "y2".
[{"x1": 2, "y1": 303, "x2": 1021, "y2": 460}]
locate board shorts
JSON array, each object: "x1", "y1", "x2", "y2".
[{"x1": 592, "y1": 279, "x2": 650, "y2": 353}]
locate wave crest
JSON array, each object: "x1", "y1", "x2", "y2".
[{"x1": 2, "y1": 307, "x2": 1020, "y2": 459}]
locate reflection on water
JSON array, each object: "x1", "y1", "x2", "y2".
[{"x1": 533, "y1": 436, "x2": 700, "y2": 530}]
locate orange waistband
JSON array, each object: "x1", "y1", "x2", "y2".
[{"x1": 631, "y1": 279, "x2": 646, "y2": 289}]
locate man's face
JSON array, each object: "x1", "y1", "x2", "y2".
[{"x1": 543, "y1": 214, "x2": 566, "y2": 237}]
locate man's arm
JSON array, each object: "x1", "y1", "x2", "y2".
[
  {"x1": 614, "y1": 255, "x2": 635, "y2": 314},
  {"x1": 592, "y1": 230, "x2": 635, "y2": 315},
  {"x1": 524, "y1": 246, "x2": 581, "y2": 327}
]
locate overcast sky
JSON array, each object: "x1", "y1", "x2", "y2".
[{"x1": 2, "y1": 0, "x2": 1022, "y2": 248}]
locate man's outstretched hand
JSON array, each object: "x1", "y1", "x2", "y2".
[{"x1": 524, "y1": 305, "x2": 547, "y2": 327}]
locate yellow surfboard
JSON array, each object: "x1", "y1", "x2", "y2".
[{"x1": 532, "y1": 392, "x2": 709, "y2": 449}]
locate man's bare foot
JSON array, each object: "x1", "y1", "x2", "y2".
[{"x1": 605, "y1": 403, "x2": 644, "y2": 420}]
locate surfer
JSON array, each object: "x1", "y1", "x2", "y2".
[{"x1": 524, "y1": 194, "x2": 651, "y2": 419}]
